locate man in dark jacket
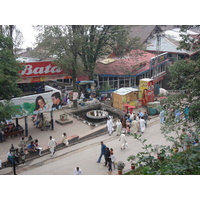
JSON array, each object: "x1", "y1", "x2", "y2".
[
  {"x1": 104, "y1": 147, "x2": 111, "y2": 166},
  {"x1": 97, "y1": 141, "x2": 106, "y2": 163}
]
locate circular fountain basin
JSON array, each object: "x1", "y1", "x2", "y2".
[{"x1": 86, "y1": 110, "x2": 109, "y2": 119}]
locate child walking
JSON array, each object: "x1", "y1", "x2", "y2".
[{"x1": 126, "y1": 124, "x2": 131, "y2": 135}]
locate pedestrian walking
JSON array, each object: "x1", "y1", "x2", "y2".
[
  {"x1": 116, "y1": 118, "x2": 122, "y2": 136},
  {"x1": 175, "y1": 109, "x2": 181, "y2": 123},
  {"x1": 126, "y1": 124, "x2": 131, "y2": 135},
  {"x1": 110, "y1": 151, "x2": 116, "y2": 170},
  {"x1": 143, "y1": 112, "x2": 149, "y2": 128},
  {"x1": 107, "y1": 116, "x2": 113, "y2": 136},
  {"x1": 139, "y1": 117, "x2": 146, "y2": 134},
  {"x1": 119, "y1": 133, "x2": 127, "y2": 150},
  {"x1": 159, "y1": 110, "x2": 165, "y2": 125},
  {"x1": 97, "y1": 141, "x2": 106, "y2": 163},
  {"x1": 48, "y1": 136, "x2": 57, "y2": 157},
  {"x1": 131, "y1": 116, "x2": 139, "y2": 134},
  {"x1": 73, "y1": 167, "x2": 82, "y2": 175},
  {"x1": 138, "y1": 110, "x2": 144, "y2": 118},
  {"x1": 104, "y1": 147, "x2": 110, "y2": 166},
  {"x1": 107, "y1": 157, "x2": 112, "y2": 171}
]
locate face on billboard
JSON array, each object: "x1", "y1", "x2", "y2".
[
  {"x1": 38, "y1": 99, "x2": 45, "y2": 108},
  {"x1": 52, "y1": 96, "x2": 60, "y2": 105},
  {"x1": 34, "y1": 96, "x2": 46, "y2": 112}
]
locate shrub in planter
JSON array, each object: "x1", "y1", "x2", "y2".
[
  {"x1": 127, "y1": 155, "x2": 136, "y2": 170},
  {"x1": 117, "y1": 161, "x2": 125, "y2": 174}
]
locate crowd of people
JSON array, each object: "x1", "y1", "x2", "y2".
[
  {"x1": 95, "y1": 109, "x2": 151, "y2": 173},
  {"x1": 107, "y1": 109, "x2": 149, "y2": 138}
]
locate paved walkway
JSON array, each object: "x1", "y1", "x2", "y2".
[
  {"x1": 0, "y1": 114, "x2": 161, "y2": 175},
  {"x1": 0, "y1": 105, "x2": 152, "y2": 169}
]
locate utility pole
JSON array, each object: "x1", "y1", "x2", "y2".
[{"x1": 154, "y1": 25, "x2": 162, "y2": 83}]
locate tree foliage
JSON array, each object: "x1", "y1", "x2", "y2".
[
  {"x1": 177, "y1": 25, "x2": 200, "y2": 51},
  {"x1": 34, "y1": 25, "x2": 143, "y2": 81},
  {"x1": 0, "y1": 34, "x2": 23, "y2": 100},
  {"x1": 0, "y1": 25, "x2": 24, "y2": 54}
]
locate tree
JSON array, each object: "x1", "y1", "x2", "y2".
[
  {"x1": 0, "y1": 25, "x2": 24, "y2": 55},
  {"x1": 0, "y1": 101, "x2": 25, "y2": 123},
  {"x1": 0, "y1": 27, "x2": 25, "y2": 121},
  {"x1": 177, "y1": 25, "x2": 200, "y2": 51},
  {"x1": 78, "y1": 25, "x2": 143, "y2": 79},
  {"x1": 0, "y1": 34, "x2": 23, "y2": 100}
]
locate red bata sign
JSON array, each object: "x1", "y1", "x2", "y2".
[{"x1": 20, "y1": 61, "x2": 65, "y2": 77}]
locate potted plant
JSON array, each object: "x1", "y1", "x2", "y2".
[
  {"x1": 116, "y1": 161, "x2": 125, "y2": 175},
  {"x1": 127, "y1": 155, "x2": 136, "y2": 170}
]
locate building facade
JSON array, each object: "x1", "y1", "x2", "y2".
[{"x1": 94, "y1": 50, "x2": 169, "y2": 90}]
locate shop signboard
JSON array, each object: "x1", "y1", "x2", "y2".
[
  {"x1": 150, "y1": 52, "x2": 168, "y2": 66},
  {"x1": 19, "y1": 61, "x2": 64, "y2": 77}
]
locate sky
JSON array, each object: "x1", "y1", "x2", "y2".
[
  {"x1": 8, "y1": 1, "x2": 197, "y2": 50},
  {"x1": 16, "y1": 25, "x2": 38, "y2": 49}
]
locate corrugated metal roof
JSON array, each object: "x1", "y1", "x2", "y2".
[
  {"x1": 146, "y1": 28, "x2": 200, "y2": 55},
  {"x1": 146, "y1": 36, "x2": 198, "y2": 55},
  {"x1": 129, "y1": 25, "x2": 156, "y2": 43},
  {"x1": 128, "y1": 25, "x2": 176, "y2": 44}
]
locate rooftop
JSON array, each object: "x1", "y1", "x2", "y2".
[
  {"x1": 146, "y1": 28, "x2": 200, "y2": 55},
  {"x1": 95, "y1": 50, "x2": 156, "y2": 76}
]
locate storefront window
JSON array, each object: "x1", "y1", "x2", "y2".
[
  {"x1": 119, "y1": 77, "x2": 125, "y2": 87},
  {"x1": 114, "y1": 81, "x2": 118, "y2": 89},
  {"x1": 125, "y1": 79, "x2": 130, "y2": 87}
]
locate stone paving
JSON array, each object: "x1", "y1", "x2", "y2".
[{"x1": 0, "y1": 104, "x2": 149, "y2": 169}]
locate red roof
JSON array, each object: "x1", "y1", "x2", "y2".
[{"x1": 95, "y1": 50, "x2": 156, "y2": 76}]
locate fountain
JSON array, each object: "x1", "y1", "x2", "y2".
[
  {"x1": 69, "y1": 104, "x2": 124, "y2": 127},
  {"x1": 86, "y1": 110, "x2": 109, "y2": 119}
]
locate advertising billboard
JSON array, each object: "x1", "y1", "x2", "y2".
[
  {"x1": 139, "y1": 78, "x2": 155, "y2": 106},
  {"x1": 1, "y1": 86, "x2": 62, "y2": 118}
]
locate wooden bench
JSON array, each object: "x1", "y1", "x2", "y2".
[
  {"x1": 3, "y1": 123, "x2": 24, "y2": 138},
  {"x1": 5, "y1": 129, "x2": 24, "y2": 138}
]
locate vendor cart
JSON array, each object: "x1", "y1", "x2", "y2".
[{"x1": 147, "y1": 101, "x2": 161, "y2": 115}]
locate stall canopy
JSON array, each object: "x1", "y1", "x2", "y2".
[{"x1": 77, "y1": 80, "x2": 95, "y2": 85}]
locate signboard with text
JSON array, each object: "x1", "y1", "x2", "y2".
[{"x1": 150, "y1": 52, "x2": 168, "y2": 66}]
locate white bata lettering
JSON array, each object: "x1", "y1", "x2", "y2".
[
  {"x1": 33, "y1": 67, "x2": 45, "y2": 74},
  {"x1": 20, "y1": 64, "x2": 63, "y2": 76},
  {"x1": 20, "y1": 65, "x2": 33, "y2": 75},
  {"x1": 44, "y1": 65, "x2": 51, "y2": 73},
  {"x1": 50, "y1": 66, "x2": 58, "y2": 73}
]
